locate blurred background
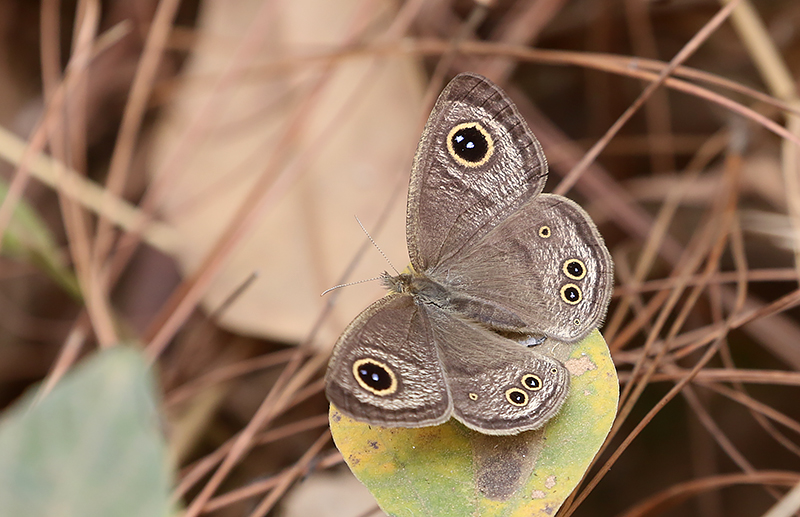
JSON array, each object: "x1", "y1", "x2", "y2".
[{"x1": 0, "y1": 0, "x2": 799, "y2": 515}]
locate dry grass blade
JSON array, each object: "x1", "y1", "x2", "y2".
[
  {"x1": 618, "y1": 471, "x2": 800, "y2": 517},
  {"x1": 760, "y1": 480, "x2": 800, "y2": 517},
  {"x1": 554, "y1": 0, "x2": 742, "y2": 196},
  {"x1": 90, "y1": 0, "x2": 182, "y2": 270}
]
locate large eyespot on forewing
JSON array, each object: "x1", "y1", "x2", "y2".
[
  {"x1": 406, "y1": 73, "x2": 549, "y2": 272},
  {"x1": 446, "y1": 122, "x2": 494, "y2": 167},
  {"x1": 352, "y1": 358, "x2": 398, "y2": 396},
  {"x1": 325, "y1": 295, "x2": 452, "y2": 428}
]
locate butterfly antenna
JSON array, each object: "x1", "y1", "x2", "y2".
[
  {"x1": 355, "y1": 215, "x2": 400, "y2": 275},
  {"x1": 321, "y1": 275, "x2": 385, "y2": 297}
]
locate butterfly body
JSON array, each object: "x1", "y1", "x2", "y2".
[
  {"x1": 382, "y1": 271, "x2": 526, "y2": 332},
  {"x1": 326, "y1": 73, "x2": 613, "y2": 435}
]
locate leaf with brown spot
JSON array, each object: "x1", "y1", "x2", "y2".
[{"x1": 330, "y1": 329, "x2": 618, "y2": 516}]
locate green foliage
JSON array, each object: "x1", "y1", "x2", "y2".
[
  {"x1": 0, "y1": 346, "x2": 174, "y2": 517},
  {"x1": 331, "y1": 329, "x2": 618, "y2": 516},
  {"x1": 0, "y1": 179, "x2": 80, "y2": 298}
]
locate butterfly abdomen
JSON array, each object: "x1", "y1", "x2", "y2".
[
  {"x1": 389, "y1": 271, "x2": 532, "y2": 333},
  {"x1": 445, "y1": 295, "x2": 530, "y2": 333}
]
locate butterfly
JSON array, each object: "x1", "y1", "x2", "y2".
[{"x1": 325, "y1": 73, "x2": 613, "y2": 435}]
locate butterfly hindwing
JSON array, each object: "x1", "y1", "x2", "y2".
[
  {"x1": 431, "y1": 194, "x2": 613, "y2": 342},
  {"x1": 426, "y1": 308, "x2": 570, "y2": 435}
]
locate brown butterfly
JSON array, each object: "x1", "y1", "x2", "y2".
[{"x1": 326, "y1": 73, "x2": 613, "y2": 435}]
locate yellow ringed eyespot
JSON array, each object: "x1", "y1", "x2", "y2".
[
  {"x1": 353, "y1": 358, "x2": 398, "y2": 396},
  {"x1": 560, "y1": 283, "x2": 582, "y2": 305},
  {"x1": 446, "y1": 122, "x2": 494, "y2": 167},
  {"x1": 521, "y1": 374, "x2": 543, "y2": 391},
  {"x1": 505, "y1": 388, "x2": 529, "y2": 406},
  {"x1": 538, "y1": 226, "x2": 551, "y2": 238},
  {"x1": 563, "y1": 259, "x2": 586, "y2": 280}
]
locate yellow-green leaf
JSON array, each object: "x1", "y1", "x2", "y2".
[{"x1": 330, "y1": 329, "x2": 618, "y2": 516}]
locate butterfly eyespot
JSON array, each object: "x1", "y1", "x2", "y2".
[
  {"x1": 538, "y1": 226, "x2": 551, "y2": 238},
  {"x1": 563, "y1": 259, "x2": 586, "y2": 280},
  {"x1": 574, "y1": 318, "x2": 581, "y2": 326},
  {"x1": 352, "y1": 358, "x2": 398, "y2": 396},
  {"x1": 446, "y1": 122, "x2": 493, "y2": 167},
  {"x1": 560, "y1": 283, "x2": 582, "y2": 305},
  {"x1": 505, "y1": 388, "x2": 529, "y2": 407},
  {"x1": 469, "y1": 393, "x2": 479, "y2": 401},
  {"x1": 521, "y1": 374, "x2": 542, "y2": 391},
  {"x1": 551, "y1": 367, "x2": 558, "y2": 374}
]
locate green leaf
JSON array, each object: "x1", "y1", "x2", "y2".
[
  {"x1": 330, "y1": 329, "x2": 618, "y2": 517},
  {"x1": 0, "y1": 345, "x2": 174, "y2": 517},
  {"x1": 0, "y1": 179, "x2": 81, "y2": 298}
]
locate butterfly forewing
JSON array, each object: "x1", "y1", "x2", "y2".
[
  {"x1": 325, "y1": 294, "x2": 452, "y2": 428},
  {"x1": 406, "y1": 73, "x2": 548, "y2": 272}
]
